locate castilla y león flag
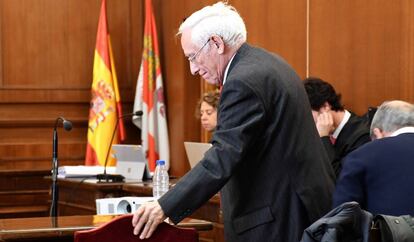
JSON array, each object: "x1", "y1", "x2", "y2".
[
  {"x1": 133, "y1": 0, "x2": 169, "y2": 172},
  {"x1": 85, "y1": 0, "x2": 125, "y2": 166}
]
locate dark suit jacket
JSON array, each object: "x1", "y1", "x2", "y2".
[
  {"x1": 321, "y1": 113, "x2": 371, "y2": 178},
  {"x1": 159, "y1": 44, "x2": 335, "y2": 242},
  {"x1": 301, "y1": 201, "x2": 372, "y2": 242},
  {"x1": 333, "y1": 133, "x2": 414, "y2": 216}
]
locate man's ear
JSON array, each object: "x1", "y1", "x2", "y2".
[
  {"x1": 211, "y1": 35, "x2": 224, "y2": 54},
  {"x1": 372, "y1": 127, "x2": 384, "y2": 140}
]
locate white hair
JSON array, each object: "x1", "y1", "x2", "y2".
[
  {"x1": 370, "y1": 100, "x2": 414, "y2": 137},
  {"x1": 178, "y1": 1, "x2": 247, "y2": 48}
]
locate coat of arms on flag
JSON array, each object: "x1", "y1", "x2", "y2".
[{"x1": 85, "y1": 0, "x2": 125, "y2": 167}]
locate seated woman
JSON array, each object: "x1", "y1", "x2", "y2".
[{"x1": 195, "y1": 90, "x2": 220, "y2": 132}]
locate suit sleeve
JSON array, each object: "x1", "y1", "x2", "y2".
[
  {"x1": 320, "y1": 136, "x2": 343, "y2": 178},
  {"x1": 158, "y1": 79, "x2": 266, "y2": 224},
  {"x1": 332, "y1": 152, "x2": 366, "y2": 209}
]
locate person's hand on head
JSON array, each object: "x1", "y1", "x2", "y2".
[
  {"x1": 132, "y1": 200, "x2": 166, "y2": 239},
  {"x1": 316, "y1": 111, "x2": 334, "y2": 137}
]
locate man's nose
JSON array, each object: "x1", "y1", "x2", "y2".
[{"x1": 190, "y1": 62, "x2": 199, "y2": 75}]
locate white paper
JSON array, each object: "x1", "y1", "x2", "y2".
[{"x1": 57, "y1": 165, "x2": 116, "y2": 178}]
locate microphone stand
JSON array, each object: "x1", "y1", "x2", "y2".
[
  {"x1": 97, "y1": 111, "x2": 143, "y2": 183},
  {"x1": 96, "y1": 116, "x2": 125, "y2": 183},
  {"x1": 50, "y1": 127, "x2": 59, "y2": 217},
  {"x1": 50, "y1": 117, "x2": 72, "y2": 217}
]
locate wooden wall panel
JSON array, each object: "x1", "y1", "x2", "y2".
[
  {"x1": 309, "y1": 0, "x2": 414, "y2": 114},
  {"x1": 154, "y1": 0, "x2": 209, "y2": 175},
  {"x1": 399, "y1": 1, "x2": 414, "y2": 103},
  {"x1": 1, "y1": 0, "x2": 137, "y2": 89},
  {"x1": 232, "y1": 0, "x2": 307, "y2": 77},
  {"x1": 0, "y1": 2, "x2": 2, "y2": 87},
  {"x1": 0, "y1": 0, "x2": 141, "y2": 164},
  {"x1": 128, "y1": 0, "x2": 144, "y2": 87},
  {"x1": 2, "y1": 0, "x2": 66, "y2": 88},
  {"x1": 0, "y1": 0, "x2": 413, "y2": 193},
  {"x1": 0, "y1": 0, "x2": 142, "y2": 217},
  {"x1": 64, "y1": 0, "x2": 104, "y2": 89}
]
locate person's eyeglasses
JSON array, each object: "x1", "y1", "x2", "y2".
[{"x1": 188, "y1": 39, "x2": 210, "y2": 63}]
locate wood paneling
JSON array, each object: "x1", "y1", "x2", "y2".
[
  {"x1": 0, "y1": 2, "x2": 2, "y2": 87},
  {"x1": 1, "y1": 0, "x2": 414, "y2": 220},
  {"x1": 309, "y1": 0, "x2": 414, "y2": 114},
  {"x1": 1, "y1": 0, "x2": 137, "y2": 89},
  {"x1": 0, "y1": 170, "x2": 50, "y2": 218},
  {"x1": 0, "y1": 0, "x2": 142, "y2": 218},
  {"x1": 232, "y1": 0, "x2": 307, "y2": 77},
  {"x1": 155, "y1": 0, "x2": 206, "y2": 175},
  {"x1": 2, "y1": 0, "x2": 64, "y2": 88},
  {"x1": 0, "y1": 0, "x2": 308, "y2": 178}
]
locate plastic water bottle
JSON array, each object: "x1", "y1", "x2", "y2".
[{"x1": 152, "y1": 160, "x2": 169, "y2": 199}]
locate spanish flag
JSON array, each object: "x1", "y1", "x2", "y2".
[
  {"x1": 85, "y1": 0, "x2": 125, "y2": 166},
  {"x1": 133, "y1": 0, "x2": 169, "y2": 172}
]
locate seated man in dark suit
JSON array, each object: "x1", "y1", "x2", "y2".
[
  {"x1": 333, "y1": 100, "x2": 414, "y2": 215},
  {"x1": 303, "y1": 77, "x2": 371, "y2": 178}
]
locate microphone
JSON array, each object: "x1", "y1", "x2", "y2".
[
  {"x1": 96, "y1": 111, "x2": 143, "y2": 183},
  {"x1": 50, "y1": 116, "x2": 73, "y2": 217},
  {"x1": 62, "y1": 119, "x2": 73, "y2": 131}
]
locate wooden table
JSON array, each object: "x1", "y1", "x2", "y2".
[
  {"x1": 56, "y1": 178, "x2": 126, "y2": 215},
  {"x1": 0, "y1": 215, "x2": 212, "y2": 242}
]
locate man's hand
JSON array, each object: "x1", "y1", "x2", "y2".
[
  {"x1": 315, "y1": 111, "x2": 334, "y2": 137},
  {"x1": 132, "y1": 200, "x2": 166, "y2": 239}
]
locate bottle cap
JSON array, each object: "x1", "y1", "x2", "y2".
[{"x1": 156, "y1": 160, "x2": 165, "y2": 165}]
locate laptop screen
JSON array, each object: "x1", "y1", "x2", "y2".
[
  {"x1": 112, "y1": 144, "x2": 151, "y2": 180},
  {"x1": 184, "y1": 142, "x2": 212, "y2": 168}
]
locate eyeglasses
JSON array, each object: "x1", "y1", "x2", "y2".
[{"x1": 188, "y1": 39, "x2": 210, "y2": 63}]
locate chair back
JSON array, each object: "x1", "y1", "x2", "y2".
[{"x1": 74, "y1": 214, "x2": 198, "y2": 242}]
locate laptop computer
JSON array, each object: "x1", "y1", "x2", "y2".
[
  {"x1": 112, "y1": 144, "x2": 151, "y2": 181},
  {"x1": 184, "y1": 142, "x2": 212, "y2": 168}
]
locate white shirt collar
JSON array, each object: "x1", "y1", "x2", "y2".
[
  {"x1": 332, "y1": 110, "x2": 351, "y2": 139},
  {"x1": 222, "y1": 53, "x2": 236, "y2": 85},
  {"x1": 390, "y1": 126, "x2": 414, "y2": 137}
]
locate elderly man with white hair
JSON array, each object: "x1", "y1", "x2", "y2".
[
  {"x1": 132, "y1": 2, "x2": 335, "y2": 241},
  {"x1": 333, "y1": 100, "x2": 414, "y2": 216}
]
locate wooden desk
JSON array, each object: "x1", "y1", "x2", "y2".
[
  {"x1": 56, "y1": 178, "x2": 126, "y2": 215},
  {"x1": 0, "y1": 215, "x2": 212, "y2": 242},
  {"x1": 0, "y1": 170, "x2": 50, "y2": 218},
  {"x1": 56, "y1": 178, "x2": 225, "y2": 242}
]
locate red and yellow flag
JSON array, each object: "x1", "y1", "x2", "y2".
[
  {"x1": 85, "y1": 0, "x2": 125, "y2": 166},
  {"x1": 133, "y1": 0, "x2": 169, "y2": 172}
]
